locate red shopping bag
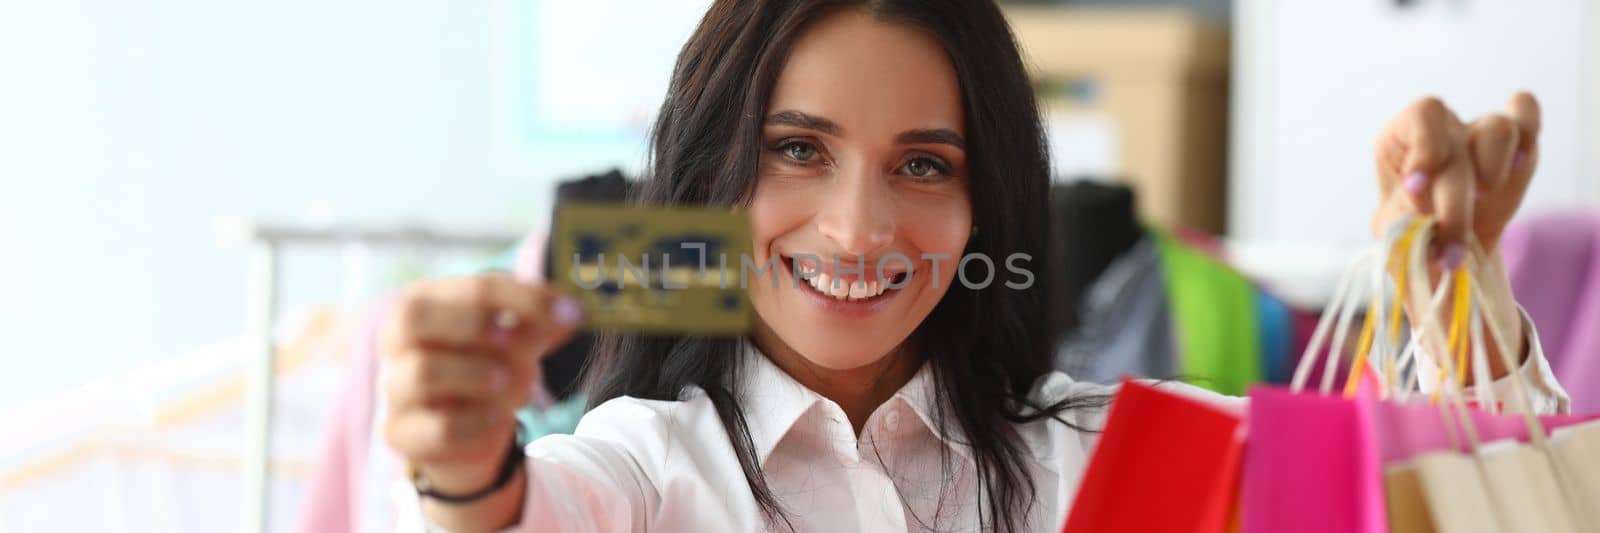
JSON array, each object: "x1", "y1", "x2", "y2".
[{"x1": 1063, "y1": 380, "x2": 1243, "y2": 533}]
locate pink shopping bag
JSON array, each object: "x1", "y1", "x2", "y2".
[
  {"x1": 1366, "y1": 395, "x2": 1599, "y2": 463},
  {"x1": 1242, "y1": 385, "x2": 1388, "y2": 533}
]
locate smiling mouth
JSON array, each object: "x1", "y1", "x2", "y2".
[{"x1": 781, "y1": 256, "x2": 910, "y2": 302}]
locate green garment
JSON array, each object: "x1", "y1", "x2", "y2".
[
  {"x1": 517, "y1": 394, "x2": 588, "y2": 444},
  {"x1": 1153, "y1": 229, "x2": 1262, "y2": 395}
]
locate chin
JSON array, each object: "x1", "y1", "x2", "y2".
[
  {"x1": 756, "y1": 317, "x2": 912, "y2": 371},
  {"x1": 792, "y1": 341, "x2": 899, "y2": 370}
]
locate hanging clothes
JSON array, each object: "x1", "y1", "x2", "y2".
[
  {"x1": 1499, "y1": 210, "x2": 1600, "y2": 413},
  {"x1": 1254, "y1": 288, "x2": 1293, "y2": 384},
  {"x1": 1054, "y1": 236, "x2": 1179, "y2": 383},
  {"x1": 1154, "y1": 228, "x2": 1263, "y2": 396},
  {"x1": 1048, "y1": 181, "x2": 1145, "y2": 336}
]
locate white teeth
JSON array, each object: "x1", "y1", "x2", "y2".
[
  {"x1": 809, "y1": 272, "x2": 831, "y2": 293},
  {"x1": 804, "y1": 272, "x2": 895, "y2": 301},
  {"x1": 830, "y1": 278, "x2": 850, "y2": 298},
  {"x1": 848, "y1": 280, "x2": 869, "y2": 299}
]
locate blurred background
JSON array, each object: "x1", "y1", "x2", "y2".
[{"x1": 0, "y1": 0, "x2": 1595, "y2": 531}]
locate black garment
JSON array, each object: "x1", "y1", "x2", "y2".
[
  {"x1": 1048, "y1": 180, "x2": 1144, "y2": 338},
  {"x1": 540, "y1": 169, "x2": 637, "y2": 399}
]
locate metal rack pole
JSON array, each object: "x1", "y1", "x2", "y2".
[{"x1": 241, "y1": 240, "x2": 279, "y2": 533}]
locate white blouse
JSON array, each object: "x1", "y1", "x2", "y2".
[{"x1": 395, "y1": 316, "x2": 1568, "y2": 533}]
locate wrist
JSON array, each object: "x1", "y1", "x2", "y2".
[
  {"x1": 412, "y1": 458, "x2": 505, "y2": 495},
  {"x1": 411, "y1": 426, "x2": 524, "y2": 502},
  {"x1": 418, "y1": 463, "x2": 527, "y2": 532}
]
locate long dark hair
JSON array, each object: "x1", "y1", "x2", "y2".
[{"x1": 582, "y1": 1, "x2": 1104, "y2": 531}]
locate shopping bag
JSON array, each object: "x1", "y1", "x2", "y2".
[
  {"x1": 1468, "y1": 282, "x2": 1584, "y2": 532},
  {"x1": 1382, "y1": 462, "x2": 1431, "y2": 533},
  {"x1": 1241, "y1": 386, "x2": 1388, "y2": 533},
  {"x1": 1240, "y1": 220, "x2": 1435, "y2": 533},
  {"x1": 1379, "y1": 224, "x2": 1590, "y2": 533},
  {"x1": 1384, "y1": 452, "x2": 1502, "y2": 533},
  {"x1": 1550, "y1": 421, "x2": 1600, "y2": 521},
  {"x1": 1062, "y1": 380, "x2": 1243, "y2": 533},
  {"x1": 1371, "y1": 389, "x2": 1598, "y2": 532},
  {"x1": 1368, "y1": 395, "x2": 1599, "y2": 463},
  {"x1": 1382, "y1": 411, "x2": 1587, "y2": 533}
]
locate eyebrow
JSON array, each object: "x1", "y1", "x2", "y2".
[
  {"x1": 765, "y1": 110, "x2": 840, "y2": 136},
  {"x1": 765, "y1": 110, "x2": 966, "y2": 150},
  {"x1": 896, "y1": 129, "x2": 966, "y2": 150}
]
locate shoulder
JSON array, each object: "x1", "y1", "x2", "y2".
[
  {"x1": 519, "y1": 388, "x2": 761, "y2": 530},
  {"x1": 533, "y1": 387, "x2": 744, "y2": 489},
  {"x1": 570, "y1": 388, "x2": 729, "y2": 454},
  {"x1": 1023, "y1": 371, "x2": 1243, "y2": 422},
  {"x1": 1012, "y1": 372, "x2": 1244, "y2": 460},
  {"x1": 1020, "y1": 371, "x2": 1116, "y2": 430}
]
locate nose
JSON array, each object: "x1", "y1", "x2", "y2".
[{"x1": 815, "y1": 160, "x2": 896, "y2": 256}]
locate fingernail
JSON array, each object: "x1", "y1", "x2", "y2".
[
  {"x1": 488, "y1": 324, "x2": 514, "y2": 350},
  {"x1": 490, "y1": 368, "x2": 508, "y2": 391},
  {"x1": 1438, "y1": 243, "x2": 1466, "y2": 271},
  {"x1": 1512, "y1": 150, "x2": 1527, "y2": 170},
  {"x1": 494, "y1": 309, "x2": 519, "y2": 330},
  {"x1": 554, "y1": 296, "x2": 583, "y2": 326},
  {"x1": 1404, "y1": 171, "x2": 1429, "y2": 194},
  {"x1": 1473, "y1": 189, "x2": 1484, "y2": 203}
]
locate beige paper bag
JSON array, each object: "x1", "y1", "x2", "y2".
[
  {"x1": 1396, "y1": 452, "x2": 1505, "y2": 533},
  {"x1": 1384, "y1": 464, "x2": 1438, "y2": 533},
  {"x1": 1550, "y1": 421, "x2": 1600, "y2": 528},
  {"x1": 1474, "y1": 440, "x2": 1581, "y2": 533}
]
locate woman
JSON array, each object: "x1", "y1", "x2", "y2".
[{"x1": 380, "y1": 1, "x2": 1565, "y2": 531}]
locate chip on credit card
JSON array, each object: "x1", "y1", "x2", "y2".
[{"x1": 552, "y1": 204, "x2": 753, "y2": 335}]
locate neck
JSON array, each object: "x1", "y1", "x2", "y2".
[{"x1": 751, "y1": 324, "x2": 921, "y2": 436}]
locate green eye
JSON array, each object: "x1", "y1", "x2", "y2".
[{"x1": 782, "y1": 142, "x2": 818, "y2": 162}]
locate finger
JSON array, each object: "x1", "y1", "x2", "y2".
[
  {"x1": 1467, "y1": 114, "x2": 1519, "y2": 193},
  {"x1": 385, "y1": 407, "x2": 508, "y2": 465},
  {"x1": 1503, "y1": 91, "x2": 1541, "y2": 191},
  {"x1": 422, "y1": 352, "x2": 514, "y2": 406},
  {"x1": 1383, "y1": 97, "x2": 1465, "y2": 214},
  {"x1": 1430, "y1": 152, "x2": 1476, "y2": 245},
  {"x1": 392, "y1": 276, "x2": 576, "y2": 351},
  {"x1": 1506, "y1": 91, "x2": 1542, "y2": 148},
  {"x1": 1468, "y1": 93, "x2": 1541, "y2": 249},
  {"x1": 1386, "y1": 97, "x2": 1473, "y2": 244},
  {"x1": 384, "y1": 351, "x2": 517, "y2": 410},
  {"x1": 524, "y1": 295, "x2": 582, "y2": 357}
]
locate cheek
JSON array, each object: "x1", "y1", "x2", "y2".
[
  {"x1": 902, "y1": 192, "x2": 972, "y2": 282},
  {"x1": 747, "y1": 180, "x2": 813, "y2": 259}
]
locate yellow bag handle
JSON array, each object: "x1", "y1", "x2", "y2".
[{"x1": 1343, "y1": 218, "x2": 1427, "y2": 397}]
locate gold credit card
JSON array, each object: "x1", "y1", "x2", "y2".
[{"x1": 552, "y1": 204, "x2": 753, "y2": 335}]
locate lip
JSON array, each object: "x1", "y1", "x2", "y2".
[
  {"x1": 780, "y1": 255, "x2": 903, "y2": 318},
  {"x1": 781, "y1": 253, "x2": 912, "y2": 284}
]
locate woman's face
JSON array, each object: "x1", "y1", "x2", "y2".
[{"x1": 748, "y1": 9, "x2": 971, "y2": 370}]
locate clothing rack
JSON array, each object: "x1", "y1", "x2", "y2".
[{"x1": 233, "y1": 221, "x2": 523, "y2": 533}]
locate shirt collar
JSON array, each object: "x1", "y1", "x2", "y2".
[{"x1": 736, "y1": 340, "x2": 971, "y2": 466}]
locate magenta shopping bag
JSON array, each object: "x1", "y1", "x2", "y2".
[
  {"x1": 1242, "y1": 386, "x2": 1387, "y2": 533},
  {"x1": 1244, "y1": 385, "x2": 1598, "y2": 533},
  {"x1": 1367, "y1": 395, "x2": 1599, "y2": 463}
]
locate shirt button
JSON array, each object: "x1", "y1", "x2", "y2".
[{"x1": 883, "y1": 410, "x2": 901, "y2": 432}]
